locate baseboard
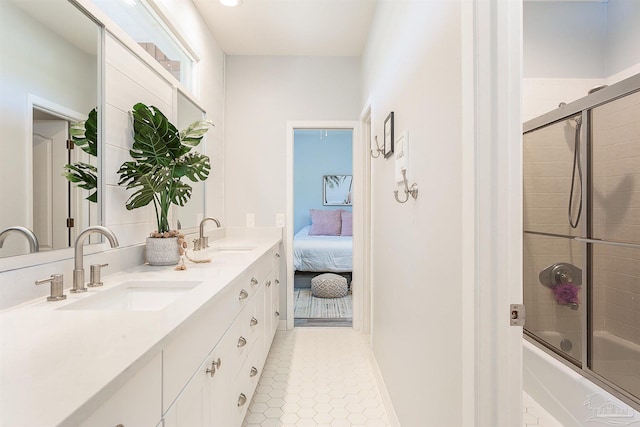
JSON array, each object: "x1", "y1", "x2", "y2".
[{"x1": 367, "y1": 341, "x2": 401, "y2": 427}]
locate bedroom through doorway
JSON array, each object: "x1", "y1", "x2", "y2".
[{"x1": 292, "y1": 128, "x2": 353, "y2": 327}]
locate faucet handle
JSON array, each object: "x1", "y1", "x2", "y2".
[
  {"x1": 193, "y1": 238, "x2": 201, "y2": 251},
  {"x1": 35, "y1": 274, "x2": 66, "y2": 302},
  {"x1": 87, "y1": 263, "x2": 108, "y2": 287}
]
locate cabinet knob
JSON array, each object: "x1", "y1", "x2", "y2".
[
  {"x1": 250, "y1": 277, "x2": 258, "y2": 286},
  {"x1": 265, "y1": 280, "x2": 271, "y2": 287},
  {"x1": 250, "y1": 317, "x2": 258, "y2": 326},
  {"x1": 239, "y1": 289, "x2": 248, "y2": 300},
  {"x1": 237, "y1": 336, "x2": 247, "y2": 348},
  {"x1": 206, "y1": 358, "x2": 221, "y2": 377},
  {"x1": 237, "y1": 393, "x2": 247, "y2": 407},
  {"x1": 275, "y1": 253, "x2": 280, "y2": 258},
  {"x1": 250, "y1": 366, "x2": 258, "y2": 377},
  {"x1": 275, "y1": 311, "x2": 280, "y2": 317},
  {"x1": 275, "y1": 279, "x2": 280, "y2": 284}
]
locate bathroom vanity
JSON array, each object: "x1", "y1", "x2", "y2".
[{"x1": 0, "y1": 231, "x2": 282, "y2": 426}]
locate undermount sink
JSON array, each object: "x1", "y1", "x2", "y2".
[
  {"x1": 208, "y1": 246, "x2": 255, "y2": 255},
  {"x1": 59, "y1": 281, "x2": 202, "y2": 311}
]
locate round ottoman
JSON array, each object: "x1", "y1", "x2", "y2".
[{"x1": 311, "y1": 273, "x2": 348, "y2": 298}]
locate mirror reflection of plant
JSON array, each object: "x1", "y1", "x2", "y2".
[
  {"x1": 117, "y1": 103, "x2": 213, "y2": 235},
  {"x1": 63, "y1": 108, "x2": 98, "y2": 202}
]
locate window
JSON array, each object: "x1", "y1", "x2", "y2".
[{"x1": 93, "y1": 0, "x2": 195, "y2": 89}]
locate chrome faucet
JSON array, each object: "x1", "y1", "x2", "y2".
[
  {"x1": 196, "y1": 217, "x2": 221, "y2": 250},
  {"x1": 72, "y1": 226, "x2": 119, "y2": 293},
  {"x1": 0, "y1": 226, "x2": 39, "y2": 253}
]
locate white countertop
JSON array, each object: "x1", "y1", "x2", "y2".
[{"x1": 0, "y1": 232, "x2": 281, "y2": 427}]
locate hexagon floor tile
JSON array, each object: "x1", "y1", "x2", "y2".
[{"x1": 243, "y1": 328, "x2": 391, "y2": 427}]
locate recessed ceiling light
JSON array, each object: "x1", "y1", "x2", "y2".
[{"x1": 219, "y1": 0, "x2": 241, "y2": 7}]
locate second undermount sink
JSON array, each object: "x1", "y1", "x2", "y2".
[
  {"x1": 59, "y1": 281, "x2": 202, "y2": 311},
  {"x1": 208, "y1": 246, "x2": 255, "y2": 255}
]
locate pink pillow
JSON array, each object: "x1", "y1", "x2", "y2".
[
  {"x1": 309, "y1": 209, "x2": 342, "y2": 236},
  {"x1": 340, "y1": 210, "x2": 352, "y2": 236}
]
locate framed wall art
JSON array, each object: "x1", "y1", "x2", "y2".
[{"x1": 384, "y1": 111, "x2": 394, "y2": 158}]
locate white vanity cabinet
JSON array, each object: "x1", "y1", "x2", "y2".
[
  {"x1": 77, "y1": 353, "x2": 162, "y2": 427},
  {"x1": 162, "y1": 245, "x2": 280, "y2": 427}
]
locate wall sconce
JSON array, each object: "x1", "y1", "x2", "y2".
[
  {"x1": 394, "y1": 168, "x2": 418, "y2": 203},
  {"x1": 370, "y1": 136, "x2": 384, "y2": 158}
]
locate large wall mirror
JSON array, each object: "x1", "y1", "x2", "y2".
[
  {"x1": 0, "y1": 0, "x2": 103, "y2": 259},
  {"x1": 175, "y1": 90, "x2": 207, "y2": 229}
]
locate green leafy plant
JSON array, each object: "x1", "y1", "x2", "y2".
[
  {"x1": 63, "y1": 108, "x2": 98, "y2": 202},
  {"x1": 117, "y1": 102, "x2": 213, "y2": 235}
]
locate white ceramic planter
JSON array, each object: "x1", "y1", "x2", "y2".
[{"x1": 146, "y1": 237, "x2": 180, "y2": 266}]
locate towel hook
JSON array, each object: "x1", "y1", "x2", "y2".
[
  {"x1": 394, "y1": 168, "x2": 418, "y2": 203},
  {"x1": 370, "y1": 135, "x2": 384, "y2": 158}
]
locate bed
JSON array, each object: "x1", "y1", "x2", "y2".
[{"x1": 293, "y1": 225, "x2": 352, "y2": 273}]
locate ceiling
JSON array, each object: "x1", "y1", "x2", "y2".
[{"x1": 191, "y1": 0, "x2": 377, "y2": 56}]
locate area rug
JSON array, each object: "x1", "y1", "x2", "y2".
[{"x1": 294, "y1": 289, "x2": 353, "y2": 319}]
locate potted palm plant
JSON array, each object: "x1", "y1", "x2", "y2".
[{"x1": 118, "y1": 102, "x2": 213, "y2": 265}]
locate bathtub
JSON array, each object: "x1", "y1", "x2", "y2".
[{"x1": 524, "y1": 335, "x2": 640, "y2": 427}]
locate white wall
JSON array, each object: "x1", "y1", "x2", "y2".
[
  {"x1": 224, "y1": 56, "x2": 361, "y2": 320},
  {"x1": 606, "y1": 0, "x2": 640, "y2": 77},
  {"x1": 523, "y1": 1, "x2": 607, "y2": 79},
  {"x1": 362, "y1": 1, "x2": 464, "y2": 425},
  {"x1": 523, "y1": 0, "x2": 640, "y2": 121}
]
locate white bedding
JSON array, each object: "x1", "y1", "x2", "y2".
[{"x1": 293, "y1": 226, "x2": 352, "y2": 272}]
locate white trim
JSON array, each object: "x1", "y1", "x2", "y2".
[
  {"x1": 285, "y1": 120, "x2": 361, "y2": 331},
  {"x1": 366, "y1": 337, "x2": 401, "y2": 427},
  {"x1": 461, "y1": 1, "x2": 476, "y2": 425},
  {"x1": 473, "y1": 0, "x2": 523, "y2": 425},
  {"x1": 356, "y1": 104, "x2": 373, "y2": 335}
]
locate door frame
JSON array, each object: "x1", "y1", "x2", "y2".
[{"x1": 285, "y1": 120, "x2": 365, "y2": 331}]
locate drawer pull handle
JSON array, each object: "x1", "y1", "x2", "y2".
[
  {"x1": 237, "y1": 393, "x2": 247, "y2": 407},
  {"x1": 250, "y1": 366, "x2": 258, "y2": 377},
  {"x1": 275, "y1": 279, "x2": 280, "y2": 284},
  {"x1": 266, "y1": 280, "x2": 271, "y2": 287},
  {"x1": 206, "y1": 358, "x2": 221, "y2": 377},
  {"x1": 250, "y1": 277, "x2": 258, "y2": 286},
  {"x1": 239, "y1": 289, "x2": 248, "y2": 300},
  {"x1": 275, "y1": 311, "x2": 280, "y2": 317},
  {"x1": 250, "y1": 317, "x2": 258, "y2": 326},
  {"x1": 237, "y1": 336, "x2": 247, "y2": 347}
]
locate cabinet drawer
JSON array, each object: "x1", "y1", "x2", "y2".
[
  {"x1": 230, "y1": 353, "x2": 262, "y2": 427},
  {"x1": 79, "y1": 353, "x2": 162, "y2": 427}
]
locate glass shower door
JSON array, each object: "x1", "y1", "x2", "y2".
[
  {"x1": 523, "y1": 115, "x2": 585, "y2": 363},
  {"x1": 588, "y1": 90, "x2": 640, "y2": 401}
]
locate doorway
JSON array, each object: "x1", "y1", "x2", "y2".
[
  {"x1": 285, "y1": 121, "x2": 364, "y2": 330},
  {"x1": 292, "y1": 128, "x2": 353, "y2": 327}
]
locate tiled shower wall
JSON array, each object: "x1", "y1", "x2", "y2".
[
  {"x1": 523, "y1": 89, "x2": 640, "y2": 350},
  {"x1": 523, "y1": 120, "x2": 584, "y2": 353},
  {"x1": 591, "y1": 90, "x2": 640, "y2": 345}
]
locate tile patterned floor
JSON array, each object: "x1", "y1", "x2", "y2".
[
  {"x1": 244, "y1": 327, "x2": 564, "y2": 427},
  {"x1": 243, "y1": 328, "x2": 391, "y2": 427}
]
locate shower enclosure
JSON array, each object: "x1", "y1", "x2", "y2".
[{"x1": 523, "y1": 73, "x2": 640, "y2": 410}]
